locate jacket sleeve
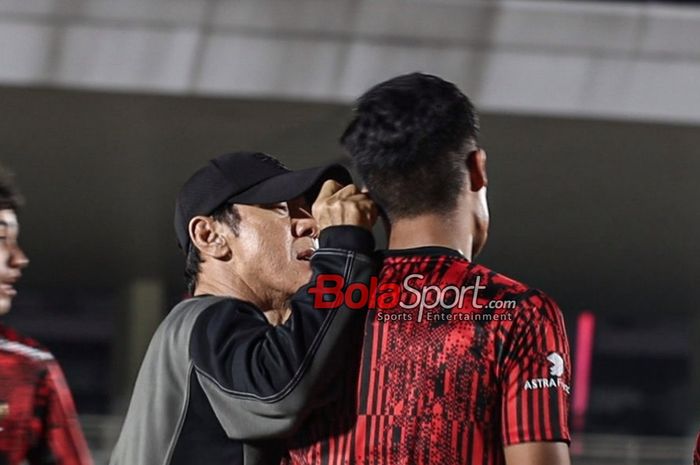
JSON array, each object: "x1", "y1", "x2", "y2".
[
  {"x1": 189, "y1": 225, "x2": 377, "y2": 440},
  {"x1": 26, "y1": 361, "x2": 94, "y2": 465}
]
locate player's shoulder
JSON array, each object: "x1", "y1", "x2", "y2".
[
  {"x1": 0, "y1": 324, "x2": 54, "y2": 363},
  {"x1": 469, "y1": 262, "x2": 563, "y2": 320},
  {"x1": 469, "y1": 262, "x2": 531, "y2": 293}
]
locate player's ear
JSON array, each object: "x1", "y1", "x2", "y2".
[
  {"x1": 466, "y1": 148, "x2": 487, "y2": 191},
  {"x1": 189, "y1": 216, "x2": 230, "y2": 259}
]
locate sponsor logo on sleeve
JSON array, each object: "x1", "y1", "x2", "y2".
[
  {"x1": 547, "y1": 352, "x2": 564, "y2": 377},
  {"x1": 523, "y1": 351, "x2": 570, "y2": 394}
]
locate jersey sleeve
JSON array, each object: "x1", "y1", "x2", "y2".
[
  {"x1": 26, "y1": 361, "x2": 94, "y2": 465},
  {"x1": 499, "y1": 290, "x2": 571, "y2": 446},
  {"x1": 189, "y1": 225, "x2": 377, "y2": 440}
]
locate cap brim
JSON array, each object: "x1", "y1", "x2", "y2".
[{"x1": 226, "y1": 164, "x2": 353, "y2": 205}]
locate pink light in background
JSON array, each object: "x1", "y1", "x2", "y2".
[{"x1": 573, "y1": 310, "x2": 596, "y2": 432}]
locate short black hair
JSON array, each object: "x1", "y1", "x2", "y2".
[
  {"x1": 0, "y1": 165, "x2": 23, "y2": 211},
  {"x1": 184, "y1": 204, "x2": 241, "y2": 294},
  {"x1": 341, "y1": 72, "x2": 479, "y2": 220}
]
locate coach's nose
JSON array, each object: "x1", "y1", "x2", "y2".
[
  {"x1": 10, "y1": 243, "x2": 29, "y2": 270},
  {"x1": 292, "y1": 217, "x2": 319, "y2": 239}
]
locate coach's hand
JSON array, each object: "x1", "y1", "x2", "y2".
[{"x1": 312, "y1": 180, "x2": 378, "y2": 231}]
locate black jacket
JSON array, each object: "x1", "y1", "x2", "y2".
[{"x1": 110, "y1": 226, "x2": 376, "y2": 465}]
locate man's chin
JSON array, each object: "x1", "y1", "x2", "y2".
[
  {"x1": 0, "y1": 297, "x2": 11, "y2": 315},
  {"x1": 292, "y1": 263, "x2": 313, "y2": 288}
]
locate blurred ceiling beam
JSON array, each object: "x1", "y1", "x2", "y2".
[{"x1": 0, "y1": 0, "x2": 699, "y2": 123}]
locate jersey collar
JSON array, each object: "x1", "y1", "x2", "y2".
[{"x1": 379, "y1": 246, "x2": 467, "y2": 260}]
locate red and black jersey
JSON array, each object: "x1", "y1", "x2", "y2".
[
  {"x1": 693, "y1": 432, "x2": 699, "y2": 465},
  {"x1": 0, "y1": 324, "x2": 93, "y2": 465},
  {"x1": 289, "y1": 247, "x2": 571, "y2": 465}
]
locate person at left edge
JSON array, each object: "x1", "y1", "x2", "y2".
[
  {"x1": 110, "y1": 152, "x2": 378, "y2": 465},
  {"x1": 0, "y1": 166, "x2": 94, "y2": 465}
]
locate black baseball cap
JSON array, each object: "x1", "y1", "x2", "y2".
[{"x1": 174, "y1": 151, "x2": 352, "y2": 252}]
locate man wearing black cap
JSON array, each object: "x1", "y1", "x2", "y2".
[{"x1": 110, "y1": 152, "x2": 377, "y2": 465}]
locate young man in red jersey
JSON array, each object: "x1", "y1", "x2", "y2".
[
  {"x1": 0, "y1": 166, "x2": 93, "y2": 465},
  {"x1": 288, "y1": 73, "x2": 571, "y2": 465}
]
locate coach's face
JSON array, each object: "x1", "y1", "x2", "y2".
[
  {"x1": 0, "y1": 209, "x2": 29, "y2": 315},
  {"x1": 230, "y1": 196, "x2": 318, "y2": 303}
]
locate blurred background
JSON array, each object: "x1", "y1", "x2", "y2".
[{"x1": 0, "y1": 0, "x2": 698, "y2": 463}]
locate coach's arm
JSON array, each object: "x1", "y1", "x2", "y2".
[{"x1": 189, "y1": 225, "x2": 376, "y2": 441}]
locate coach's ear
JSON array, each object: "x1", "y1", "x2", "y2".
[
  {"x1": 189, "y1": 216, "x2": 230, "y2": 259},
  {"x1": 467, "y1": 148, "x2": 488, "y2": 192}
]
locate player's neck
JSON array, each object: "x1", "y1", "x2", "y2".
[{"x1": 388, "y1": 213, "x2": 474, "y2": 261}]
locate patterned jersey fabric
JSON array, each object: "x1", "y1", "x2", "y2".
[
  {"x1": 694, "y1": 432, "x2": 699, "y2": 465},
  {"x1": 0, "y1": 324, "x2": 93, "y2": 465},
  {"x1": 289, "y1": 247, "x2": 571, "y2": 465}
]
